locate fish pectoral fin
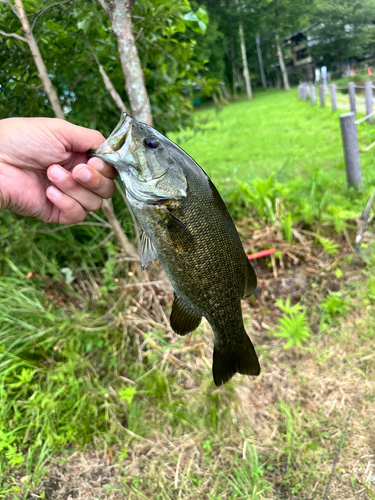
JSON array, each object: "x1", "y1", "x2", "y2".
[
  {"x1": 160, "y1": 209, "x2": 194, "y2": 253},
  {"x1": 170, "y1": 292, "x2": 202, "y2": 335},
  {"x1": 243, "y1": 257, "x2": 257, "y2": 298},
  {"x1": 139, "y1": 232, "x2": 158, "y2": 269},
  {"x1": 212, "y1": 333, "x2": 260, "y2": 386}
]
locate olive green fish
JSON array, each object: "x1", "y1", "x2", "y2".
[{"x1": 89, "y1": 113, "x2": 260, "y2": 386}]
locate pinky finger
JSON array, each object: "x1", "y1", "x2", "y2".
[{"x1": 46, "y1": 186, "x2": 87, "y2": 224}]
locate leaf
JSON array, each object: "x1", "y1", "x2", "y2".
[{"x1": 77, "y1": 18, "x2": 91, "y2": 34}]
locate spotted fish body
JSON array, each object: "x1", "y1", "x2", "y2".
[{"x1": 89, "y1": 113, "x2": 260, "y2": 386}]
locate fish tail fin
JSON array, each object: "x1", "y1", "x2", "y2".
[{"x1": 212, "y1": 333, "x2": 260, "y2": 387}]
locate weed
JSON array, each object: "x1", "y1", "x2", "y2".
[
  {"x1": 227, "y1": 436, "x2": 271, "y2": 499},
  {"x1": 272, "y1": 298, "x2": 311, "y2": 348},
  {"x1": 322, "y1": 292, "x2": 350, "y2": 319}
]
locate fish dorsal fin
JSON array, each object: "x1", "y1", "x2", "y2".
[
  {"x1": 243, "y1": 257, "x2": 257, "y2": 298},
  {"x1": 140, "y1": 232, "x2": 158, "y2": 269},
  {"x1": 170, "y1": 292, "x2": 202, "y2": 335},
  {"x1": 162, "y1": 209, "x2": 194, "y2": 253}
]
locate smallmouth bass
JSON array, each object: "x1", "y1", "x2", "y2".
[{"x1": 89, "y1": 113, "x2": 260, "y2": 386}]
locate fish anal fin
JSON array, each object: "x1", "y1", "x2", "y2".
[
  {"x1": 212, "y1": 333, "x2": 260, "y2": 386},
  {"x1": 170, "y1": 293, "x2": 202, "y2": 335},
  {"x1": 243, "y1": 257, "x2": 257, "y2": 298},
  {"x1": 140, "y1": 232, "x2": 158, "y2": 269}
]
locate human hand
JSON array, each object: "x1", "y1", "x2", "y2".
[{"x1": 0, "y1": 117, "x2": 117, "y2": 224}]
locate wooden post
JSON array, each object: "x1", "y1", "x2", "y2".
[
  {"x1": 311, "y1": 85, "x2": 316, "y2": 106},
  {"x1": 339, "y1": 112, "x2": 362, "y2": 187},
  {"x1": 305, "y1": 83, "x2": 310, "y2": 99},
  {"x1": 319, "y1": 85, "x2": 325, "y2": 106},
  {"x1": 365, "y1": 81, "x2": 373, "y2": 122},
  {"x1": 302, "y1": 83, "x2": 308, "y2": 101},
  {"x1": 348, "y1": 82, "x2": 356, "y2": 115},
  {"x1": 330, "y1": 84, "x2": 337, "y2": 111},
  {"x1": 298, "y1": 84, "x2": 302, "y2": 100}
]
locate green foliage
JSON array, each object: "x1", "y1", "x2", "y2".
[
  {"x1": 322, "y1": 292, "x2": 350, "y2": 319},
  {"x1": 317, "y1": 235, "x2": 339, "y2": 255},
  {"x1": 234, "y1": 174, "x2": 289, "y2": 223},
  {"x1": 0, "y1": 0, "x2": 212, "y2": 135},
  {"x1": 310, "y1": 0, "x2": 375, "y2": 66},
  {"x1": 276, "y1": 399, "x2": 328, "y2": 493},
  {"x1": 273, "y1": 298, "x2": 311, "y2": 349},
  {"x1": 0, "y1": 265, "x2": 132, "y2": 482},
  {"x1": 227, "y1": 436, "x2": 271, "y2": 499}
]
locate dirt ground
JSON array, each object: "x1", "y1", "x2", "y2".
[{"x1": 24, "y1": 222, "x2": 375, "y2": 499}]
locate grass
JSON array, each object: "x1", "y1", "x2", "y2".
[
  {"x1": 172, "y1": 89, "x2": 375, "y2": 238},
  {"x1": 1, "y1": 88, "x2": 375, "y2": 499},
  {"x1": 172, "y1": 89, "x2": 375, "y2": 193}
]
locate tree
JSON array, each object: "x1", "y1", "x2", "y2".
[
  {"x1": 309, "y1": 0, "x2": 375, "y2": 68},
  {"x1": 0, "y1": 0, "x2": 209, "y2": 135},
  {"x1": 97, "y1": 0, "x2": 153, "y2": 125},
  {"x1": 274, "y1": 0, "x2": 290, "y2": 90},
  {"x1": 0, "y1": 0, "x2": 65, "y2": 118}
]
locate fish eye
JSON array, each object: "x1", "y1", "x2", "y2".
[{"x1": 143, "y1": 136, "x2": 159, "y2": 150}]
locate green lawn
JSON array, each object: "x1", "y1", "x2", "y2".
[{"x1": 171, "y1": 89, "x2": 375, "y2": 210}]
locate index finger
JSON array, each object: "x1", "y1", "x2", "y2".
[{"x1": 88, "y1": 157, "x2": 118, "y2": 180}]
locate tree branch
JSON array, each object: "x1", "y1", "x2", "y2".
[
  {"x1": 31, "y1": 0, "x2": 73, "y2": 32},
  {"x1": 85, "y1": 38, "x2": 129, "y2": 114},
  {"x1": 96, "y1": 0, "x2": 110, "y2": 18},
  {"x1": 0, "y1": 29, "x2": 26, "y2": 42},
  {"x1": 0, "y1": 0, "x2": 20, "y2": 19}
]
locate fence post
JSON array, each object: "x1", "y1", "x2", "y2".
[
  {"x1": 339, "y1": 112, "x2": 362, "y2": 187},
  {"x1": 330, "y1": 84, "x2": 337, "y2": 111},
  {"x1": 319, "y1": 85, "x2": 325, "y2": 106},
  {"x1": 365, "y1": 81, "x2": 373, "y2": 122},
  {"x1": 348, "y1": 82, "x2": 356, "y2": 114},
  {"x1": 311, "y1": 85, "x2": 316, "y2": 106},
  {"x1": 298, "y1": 84, "x2": 301, "y2": 100}
]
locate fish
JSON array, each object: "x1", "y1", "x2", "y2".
[{"x1": 89, "y1": 112, "x2": 260, "y2": 386}]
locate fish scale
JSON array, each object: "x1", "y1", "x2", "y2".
[{"x1": 89, "y1": 112, "x2": 260, "y2": 386}]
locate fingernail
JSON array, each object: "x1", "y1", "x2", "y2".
[
  {"x1": 49, "y1": 186, "x2": 62, "y2": 199},
  {"x1": 89, "y1": 158, "x2": 104, "y2": 172},
  {"x1": 76, "y1": 166, "x2": 91, "y2": 182},
  {"x1": 50, "y1": 165, "x2": 66, "y2": 181}
]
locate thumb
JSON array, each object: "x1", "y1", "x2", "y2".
[{"x1": 52, "y1": 119, "x2": 105, "y2": 153}]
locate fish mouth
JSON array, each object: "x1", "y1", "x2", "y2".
[{"x1": 88, "y1": 112, "x2": 132, "y2": 165}]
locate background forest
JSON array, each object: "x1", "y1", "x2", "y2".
[{"x1": 1, "y1": 0, "x2": 375, "y2": 499}]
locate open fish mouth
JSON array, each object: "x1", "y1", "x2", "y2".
[{"x1": 88, "y1": 112, "x2": 132, "y2": 164}]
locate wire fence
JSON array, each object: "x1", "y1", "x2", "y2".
[{"x1": 298, "y1": 81, "x2": 375, "y2": 187}]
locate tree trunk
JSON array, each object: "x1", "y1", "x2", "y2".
[
  {"x1": 106, "y1": 0, "x2": 153, "y2": 125},
  {"x1": 255, "y1": 34, "x2": 267, "y2": 89},
  {"x1": 275, "y1": 29, "x2": 290, "y2": 91},
  {"x1": 101, "y1": 198, "x2": 138, "y2": 257},
  {"x1": 221, "y1": 82, "x2": 231, "y2": 101},
  {"x1": 13, "y1": 0, "x2": 65, "y2": 119},
  {"x1": 229, "y1": 37, "x2": 238, "y2": 99},
  {"x1": 239, "y1": 23, "x2": 252, "y2": 100}
]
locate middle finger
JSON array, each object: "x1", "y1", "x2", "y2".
[
  {"x1": 47, "y1": 164, "x2": 104, "y2": 212},
  {"x1": 72, "y1": 163, "x2": 117, "y2": 198}
]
